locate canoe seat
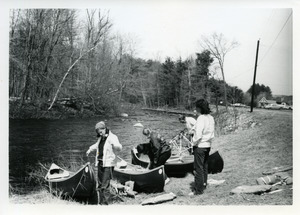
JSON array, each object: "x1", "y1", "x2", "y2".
[
  {"x1": 46, "y1": 170, "x2": 70, "y2": 179},
  {"x1": 117, "y1": 160, "x2": 128, "y2": 169}
]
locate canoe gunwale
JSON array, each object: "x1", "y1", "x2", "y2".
[
  {"x1": 45, "y1": 162, "x2": 92, "y2": 182},
  {"x1": 131, "y1": 147, "x2": 194, "y2": 177}
]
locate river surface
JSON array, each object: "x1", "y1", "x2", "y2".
[{"x1": 9, "y1": 111, "x2": 184, "y2": 194}]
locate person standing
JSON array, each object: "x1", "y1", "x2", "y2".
[
  {"x1": 190, "y1": 99, "x2": 215, "y2": 195},
  {"x1": 86, "y1": 121, "x2": 122, "y2": 205}
]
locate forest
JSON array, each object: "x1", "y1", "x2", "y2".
[{"x1": 9, "y1": 9, "x2": 274, "y2": 119}]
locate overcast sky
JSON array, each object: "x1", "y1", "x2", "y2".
[
  {"x1": 1, "y1": 0, "x2": 297, "y2": 97},
  {"x1": 102, "y1": 5, "x2": 293, "y2": 96}
]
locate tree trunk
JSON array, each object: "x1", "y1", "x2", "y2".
[
  {"x1": 188, "y1": 68, "x2": 192, "y2": 109},
  {"x1": 220, "y1": 67, "x2": 228, "y2": 110}
]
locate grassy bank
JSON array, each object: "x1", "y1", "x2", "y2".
[{"x1": 9, "y1": 108, "x2": 293, "y2": 205}]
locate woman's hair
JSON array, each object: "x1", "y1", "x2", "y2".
[{"x1": 195, "y1": 99, "x2": 211, "y2": 114}]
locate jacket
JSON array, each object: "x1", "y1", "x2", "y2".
[
  {"x1": 87, "y1": 130, "x2": 122, "y2": 167},
  {"x1": 137, "y1": 131, "x2": 171, "y2": 165},
  {"x1": 192, "y1": 114, "x2": 215, "y2": 148}
]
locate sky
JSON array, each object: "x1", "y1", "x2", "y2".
[
  {"x1": 103, "y1": 5, "x2": 293, "y2": 96},
  {"x1": 0, "y1": 1, "x2": 295, "y2": 96}
]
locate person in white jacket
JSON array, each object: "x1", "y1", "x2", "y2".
[
  {"x1": 86, "y1": 121, "x2": 122, "y2": 205},
  {"x1": 189, "y1": 99, "x2": 215, "y2": 196}
]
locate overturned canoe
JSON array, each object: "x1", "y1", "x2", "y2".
[
  {"x1": 113, "y1": 163, "x2": 165, "y2": 193},
  {"x1": 45, "y1": 162, "x2": 96, "y2": 200},
  {"x1": 131, "y1": 147, "x2": 224, "y2": 176},
  {"x1": 207, "y1": 150, "x2": 224, "y2": 174}
]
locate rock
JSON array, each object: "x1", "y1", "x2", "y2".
[
  {"x1": 120, "y1": 113, "x2": 128, "y2": 117},
  {"x1": 133, "y1": 123, "x2": 144, "y2": 128},
  {"x1": 285, "y1": 177, "x2": 293, "y2": 185}
]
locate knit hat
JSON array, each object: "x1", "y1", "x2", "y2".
[{"x1": 95, "y1": 121, "x2": 106, "y2": 130}]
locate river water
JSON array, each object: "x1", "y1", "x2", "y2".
[{"x1": 9, "y1": 111, "x2": 184, "y2": 194}]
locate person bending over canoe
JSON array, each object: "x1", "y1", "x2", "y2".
[
  {"x1": 136, "y1": 128, "x2": 171, "y2": 170},
  {"x1": 86, "y1": 121, "x2": 122, "y2": 205}
]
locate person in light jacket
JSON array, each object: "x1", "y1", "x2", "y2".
[
  {"x1": 86, "y1": 121, "x2": 122, "y2": 205},
  {"x1": 189, "y1": 99, "x2": 215, "y2": 195},
  {"x1": 179, "y1": 115, "x2": 196, "y2": 133}
]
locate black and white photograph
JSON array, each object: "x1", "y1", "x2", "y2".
[{"x1": 1, "y1": 0, "x2": 298, "y2": 214}]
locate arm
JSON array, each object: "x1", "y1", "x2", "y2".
[
  {"x1": 86, "y1": 141, "x2": 98, "y2": 156},
  {"x1": 111, "y1": 135, "x2": 122, "y2": 153},
  {"x1": 136, "y1": 143, "x2": 150, "y2": 154},
  {"x1": 192, "y1": 116, "x2": 204, "y2": 145}
]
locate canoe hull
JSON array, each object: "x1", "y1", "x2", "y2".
[
  {"x1": 207, "y1": 150, "x2": 224, "y2": 174},
  {"x1": 113, "y1": 165, "x2": 165, "y2": 193},
  {"x1": 45, "y1": 163, "x2": 96, "y2": 200},
  {"x1": 131, "y1": 148, "x2": 224, "y2": 176},
  {"x1": 131, "y1": 148, "x2": 194, "y2": 177}
]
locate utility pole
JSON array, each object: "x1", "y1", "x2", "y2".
[{"x1": 250, "y1": 39, "x2": 260, "y2": 112}]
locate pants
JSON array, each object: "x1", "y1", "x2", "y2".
[
  {"x1": 193, "y1": 147, "x2": 210, "y2": 194},
  {"x1": 150, "y1": 150, "x2": 172, "y2": 169},
  {"x1": 97, "y1": 163, "x2": 114, "y2": 205}
]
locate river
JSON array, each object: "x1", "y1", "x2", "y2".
[{"x1": 9, "y1": 111, "x2": 184, "y2": 194}]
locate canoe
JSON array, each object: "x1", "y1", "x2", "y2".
[
  {"x1": 131, "y1": 147, "x2": 194, "y2": 177},
  {"x1": 113, "y1": 162, "x2": 165, "y2": 193},
  {"x1": 131, "y1": 147, "x2": 224, "y2": 176},
  {"x1": 207, "y1": 150, "x2": 224, "y2": 174},
  {"x1": 45, "y1": 162, "x2": 96, "y2": 200}
]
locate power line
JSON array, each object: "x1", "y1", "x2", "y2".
[
  {"x1": 257, "y1": 11, "x2": 292, "y2": 65},
  {"x1": 220, "y1": 11, "x2": 292, "y2": 86},
  {"x1": 260, "y1": 9, "x2": 275, "y2": 39},
  {"x1": 227, "y1": 10, "x2": 277, "y2": 82}
]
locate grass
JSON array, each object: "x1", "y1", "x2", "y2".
[{"x1": 9, "y1": 108, "x2": 293, "y2": 205}]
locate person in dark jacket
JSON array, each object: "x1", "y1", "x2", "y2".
[{"x1": 136, "y1": 128, "x2": 171, "y2": 170}]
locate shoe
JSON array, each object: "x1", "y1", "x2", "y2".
[
  {"x1": 189, "y1": 191, "x2": 203, "y2": 196},
  {"x1": 165, "y1": 177, "x2": 170, "y2": 185}
]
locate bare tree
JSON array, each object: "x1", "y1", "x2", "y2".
[
  {"x1": 200, "y1": 32, "x2": 239, "y2": 110},
  {"x1": 113, "y1": 34, "x2": 136, "y2": 102},
  {"x1": 48, "y1": 9, "x2": 112, "y2": 111}
]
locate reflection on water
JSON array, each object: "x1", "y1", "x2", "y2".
[{"x1": 9, "y1": 112, "x2": 184, "y2": 193}]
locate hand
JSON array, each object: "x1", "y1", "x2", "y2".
[
  {"x1": 133, "y1": 148, "x2": 138, "y2": 154},
  {"x1": 86, "y1": 150, "x2": 90, "y2": 156}
]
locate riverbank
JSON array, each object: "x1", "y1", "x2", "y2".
[
  {"x1": 9, "y1": 108, "x2": 293, "y2": 205},
  {"x1": 9, "y1": 100, "x2": 143, "y2": 120}
]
